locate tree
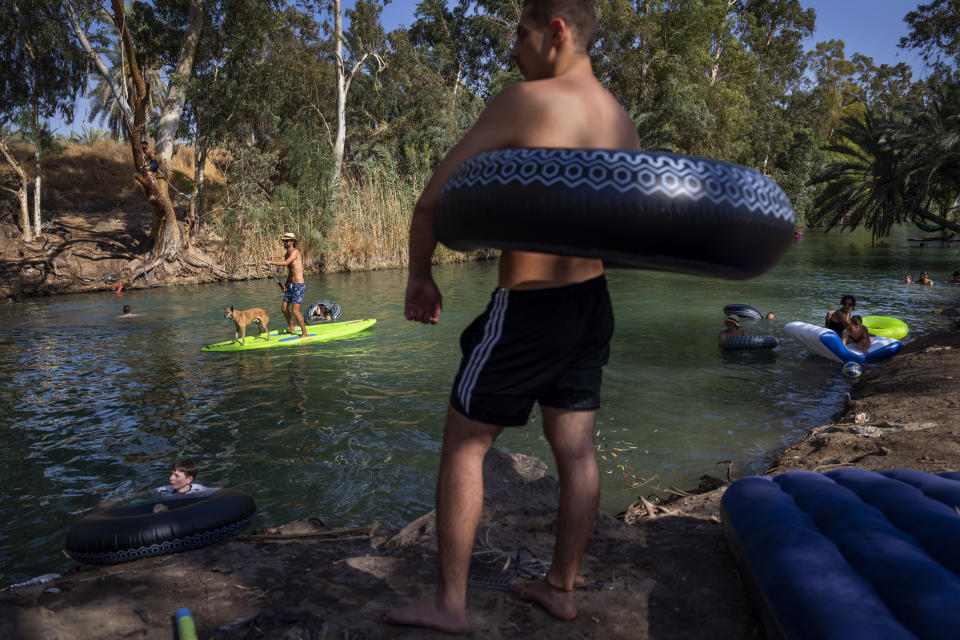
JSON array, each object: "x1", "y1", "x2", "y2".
[
  {"x1": 328, "y1": 0, "x2": 386, "y2": 188},
  {"x1": 0, "y1": 0, "x2": 85, "y2": 241},
  {"x1": 86, "y1": 34, "x2": 168, "y2": 141},
  {"x1": 900, "y1": 0, "x2": 960, "y2": 74},
  {"x1": 62, "y1": 0, "x2": 204, "y2": 267}
]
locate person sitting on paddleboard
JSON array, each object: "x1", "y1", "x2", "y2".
[
  {"x1": 718, "y1": 315, "x2": 748, "y2": 345},
  {"x1": 156, "y1": 459, "x2": 206, "y2": 495},
  {"x1": 310, "y1": 303, "x2": 332, "y2": 322},
  {"x1": 825, "y1": 295, "x2": 856, "y2": 334}
]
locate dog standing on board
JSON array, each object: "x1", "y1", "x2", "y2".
[{"x1": 223, "y1": 306, "x2": 270, "y2": 345}]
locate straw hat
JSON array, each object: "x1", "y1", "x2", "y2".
[
  {"x1": 281, "y1": 232, "x2": 296, "y2": 241},
  {"x1": 725, "y1": 315, "x2": 742, "y2": 327}
]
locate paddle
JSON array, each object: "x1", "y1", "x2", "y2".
[{"x1": 265, "y1": 266, "x2": 284, "y2": 291}]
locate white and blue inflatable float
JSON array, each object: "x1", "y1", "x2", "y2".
[{"x1": 785, "y1": 321, "x2": 903, "y2": 364}]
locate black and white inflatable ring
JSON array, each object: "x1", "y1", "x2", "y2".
[
  {"x1": 305, "y1": 299, "x2": 342, "y2": 324},
  {"x1": 65, "y1": 489, "x2": 256, "y2": 565},
  {"x1": 435, "y1": 149, "x2": 796, "y2": 280},
  {"x1": 720, "y1": 335, "x2": 779, "y2": 350}
]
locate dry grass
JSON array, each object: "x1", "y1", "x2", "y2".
[
  {"x1": 4, "y1": 140, "x2": 225, "y2": 212},
  {"x1": 323, "y1": 171, "x2": 483, "y2": 271}
]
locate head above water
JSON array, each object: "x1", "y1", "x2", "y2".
[
  {"x1": 520, "y1": 0, "x2": 598, "y2": 53},
  {"x1": 840, "y1": 295, "x2": 856, "y2": 308},
  {"x1": 172, "y1": 458, "x2": 198, "y2": 480},
  {"x1": 123, "y1": 305, "x2": 131, "y2": 314},
  {"x1": 724, "y1": 314, "x2": 741, "y2": 328}
]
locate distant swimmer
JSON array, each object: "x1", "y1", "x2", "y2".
[
  {"x1": 118, "y1": 305, "x2": 140, "y2": 318},
  {"x1": 904, "y1": 274, "x2": 914, "y2": 284},
  {"x1": 916, "y1": 271, "x2": 934, "y2": 286},
  {"x1": 951, "y1": 271, "x2": 960, "y2": 285},
  {"x1": 764, "y1": 312, "x2": 775, "y2": 321},
  {"x1": 842, "y1": 315, "x2": 871, "y2": 352},
  {"x1": 718, "y1": 315, "x2": 748, "y2": 345},
  {"x1": 825, "y1": 295, "x2": 856, "y2": 333}
]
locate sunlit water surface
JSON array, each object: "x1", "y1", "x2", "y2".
[{"x1": 1, "y1": 226, "x2": 958, "y2": 582}]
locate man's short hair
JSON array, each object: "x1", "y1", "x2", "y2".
[
  {"x1": 123, "y1": 305, "x2": 131, "y2": 314},
  {"x1": 522, "y1": 0, "x2": 598, "y2": 52},
  {"x1": 173, "y1": 458, "x2": 199, "y2": 479}
]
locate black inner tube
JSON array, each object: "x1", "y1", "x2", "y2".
[
  {"x1": 305, "y1": 299, "x2": 342, "y2": 324},
  {"x1": 436, "y1": 149, "x2": 796, "y2": 280},
  {"x1": 723, "y1": 303, "x2": 762, "y2": 320},
  {"x1": 65, "y1": 488, "x2": 256, "y2": 565},
  {"x1": 720, "y1": 335, "x2": 778, "y2": 350}
]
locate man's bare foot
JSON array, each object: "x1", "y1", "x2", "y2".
[
  {"x1": 385, "y1": 594, "x2": 468, "y2": 634},
  {"x1": 510, "y1": 579, "x2": 577, "y2": 620}
]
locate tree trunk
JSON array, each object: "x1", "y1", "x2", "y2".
[
  {"x1": 332, "y1": 0, "x2": 346, "y2": 189},
  {"x1": 155, "y1": 0, "x2": 204, "y2": 172},
  {"x1": 0, "y1": 137, "x2": 33, "y2": 242},
  {"x1": 110, "y1": 0, "x2": 183, "y2": 260},
  {"x1": 188, "y1": 142, "x2": 208, "y2": 237},
  {"x1": 32, "y1": 109, "x2": 42, "y2": 238}
]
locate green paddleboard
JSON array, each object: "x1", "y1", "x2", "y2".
[{"x1": 202, "y1": 318, "x2": 377, "y2": 352}]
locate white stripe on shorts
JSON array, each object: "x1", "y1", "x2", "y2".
[{"x1": 457, "y1": 288, "x2": 509, "y2": 415}]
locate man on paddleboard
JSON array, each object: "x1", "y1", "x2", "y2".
[
  {"x1": 264, "y1": 232, "x2": 307, "y2": 338},
  {"x1": 390, "y1": 0, "x2": 640, "y2": 632}
]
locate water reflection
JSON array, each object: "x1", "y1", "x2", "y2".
[{"x1": 0, "y1": 226, "x2": 958, "y2": 581}]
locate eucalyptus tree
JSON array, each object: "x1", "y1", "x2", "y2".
[
  {"x1": 900, "y1": 0, "x2": 960, "y2": 76},
  {"x1": 86, "y1": 35, "x2": 168, "y2": 141},
  {"x1": 181, "y1": 0, "x2": 282, "y2": 231},
  {"x1": 0, "y1": 0, "x2": 85, "y2": 242},
  {"x1": 61, "y1": 0, "x2": 205, "y2": 268}
]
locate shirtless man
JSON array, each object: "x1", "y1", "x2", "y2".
[
  {"x1": 263, "y1": 232, "x2": 307, "y2": 337},
  {"x1": 842, "y1": 315, "x2": 871, "y2": 352},
  {"x1": 388, "y1": 0, "x2": 640, "y2": 633},
  {"x1": 916, "y1": 271, "x2": 935, "y2": 286}
]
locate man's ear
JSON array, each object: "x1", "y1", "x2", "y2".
[{"x1": 549, "y1": 17, "x2": 568, "y2": 46}]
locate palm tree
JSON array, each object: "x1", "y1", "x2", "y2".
[
  {"x1": 811, "y1": 96, "x2": 960, "y2": 239},
  {"x1": 901, "y1": 84, "x2": 960, "y2": 232},
  {"x1": 809, "y1": 110, "x2": 917, "y2": 240}
]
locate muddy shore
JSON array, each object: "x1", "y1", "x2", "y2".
[{"x1": 1, "y1": 318, "x2": 958, "y2": 639}]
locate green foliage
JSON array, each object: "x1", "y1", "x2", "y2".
[{"x1": 69, "y1": 125, "x2": 112, "y2": 145}]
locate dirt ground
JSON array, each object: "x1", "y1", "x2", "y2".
[{"x1": 1, "y1": 318, "x2": 959, "y2": 639}]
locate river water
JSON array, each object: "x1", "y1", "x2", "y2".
[{"x1": 1, "y1": 226, "x2": 958, "y2": 582}]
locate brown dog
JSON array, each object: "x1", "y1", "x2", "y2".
[{"x1": 223, "y1": 306, "x2": 270, "y2": 345}]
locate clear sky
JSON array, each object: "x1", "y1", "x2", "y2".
[
  {"x1": 800, "y1": 0, "x2": 927, "y2": 71},
  {"x1": 56, "y1": 1, "x2": 928, "y2": 135}
]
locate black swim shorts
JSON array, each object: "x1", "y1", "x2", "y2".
[{"x1": 450, "y1": 275, "x2": 614, "y2": 426}]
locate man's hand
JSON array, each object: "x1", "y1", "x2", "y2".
[{"x1": 405, "y1": 275, "x2": 442, "y2": 324}]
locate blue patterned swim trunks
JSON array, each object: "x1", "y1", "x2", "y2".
[{"x1": 283, "y1": 282, "x2": 306, "y2": 304}]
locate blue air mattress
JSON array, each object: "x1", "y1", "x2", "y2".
[{"x1": 721, "y1": 468, "x2": 960, "y2": 640}]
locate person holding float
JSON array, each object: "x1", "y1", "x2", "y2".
[
  {"x1": 391, "y1": 0, "x2": 796, "y2": 633},
  {"x1": 392, "y1": 2, "x2": 634, "y2": 630}
]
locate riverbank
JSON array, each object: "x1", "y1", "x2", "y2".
[{"x1": 2, "y1": 318, "x2": 958, "y2": 639}]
